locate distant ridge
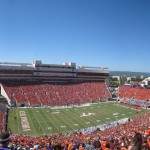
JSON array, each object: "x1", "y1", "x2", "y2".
[{"x1": 110, "y1": 71, "x2": 150, "y2": 77}]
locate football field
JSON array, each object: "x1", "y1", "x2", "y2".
[{"x1": 8, "y1": 102, "x2": 149, "y2": 136}]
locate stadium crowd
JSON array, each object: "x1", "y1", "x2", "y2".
[
  {"x1": 1, "y1": 81, "x2": 111, "y2": 106},
  {"x1": 119, "y1": 86, "x2": 150, "y2": 101},
  {"x1": 119, "y1": 98, "x2": 150, "y2": 108},
  {"x1": 0, "y1": 103, "x2": 7, "y2": 131}
]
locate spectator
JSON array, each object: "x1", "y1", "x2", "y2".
[
  {"x1": 147, "y1": 136, "x2": 150, "y2": 150},
  {"x1": 84, "y1": 140, "x2": 95, "y2": 150},
  {"x1": 0, "y1": 131, "x2": 11, "y2": 150},
  {"x1": 130, "y1": 133, "x2": 142, "y2": 150},
  {"x1": 93, "y1": 140, "x2": 101, "y2": 150}
]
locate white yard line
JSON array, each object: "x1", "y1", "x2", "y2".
[
  {"x1": 48, "y1": 109, "x2": 65, "y2": 128},
  {"x1": 62, "y1": 109, "x2": 87, "y2": 128},
  {"x1": 69, "y1": 108, "x2": 98, "y2": 126},
  {"x1": 54, "y1": 109, "x2": 76, "y2": 131},
  {"x1": 79, "y1": 109, "x2": 100, "y2": 124},
  {"x1": 15, "y1": 109, "x2": 20, "y2": 134},
  {"x1": 25, "y1": 109, "x2": 37, "y2": 135},
  {"x1": 40, "y1": 108, "x2": 60, "y2": 131},
  {"x1": 30, "y1": 109, "x2": 44, "y2": 134},
  {"x1": 35, "y1": 109, "x2": 51, "y2": 134}
]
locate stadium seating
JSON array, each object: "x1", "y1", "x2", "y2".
[
  {"x1": 0, "y1": 103, "x2": 7, "y2": 131},
  {"x1": 1, "y1": 82, "x2": 150, "y2": 150},
  {"x1": 0, "y1": 111, "x2": 6, "y2": 131},
  {"x1": 1, "y1": 81, "x2": 111, "y2": 106},
  {"x1": 119, "y1": 86, "x2": 150, "y2": 100}
]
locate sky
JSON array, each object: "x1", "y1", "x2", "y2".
[{"x1": 0, "y1": 0, "x2": 150, "y2": 72}]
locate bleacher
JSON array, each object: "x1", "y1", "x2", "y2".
[
  {"x1": 1, "y1": 80, "x2": 111, "y2": 106},
  {"x1": 119, "y1": 86, "x2": 150, "y2": 100},
  {"x1": 0, "y1": 103, "x2": 7, "y2": 131}
]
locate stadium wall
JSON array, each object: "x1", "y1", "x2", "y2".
[{"x1": 0, "y1": 84, "x2": 11, "y2": 105}]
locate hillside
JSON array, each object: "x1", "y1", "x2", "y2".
[{"x1": 110, "y1": 71, "x2": 150, "y2": 77}]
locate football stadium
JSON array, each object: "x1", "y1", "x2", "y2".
[{"x1": 0, "y1": 60, "x2": 150, "y2": 149}]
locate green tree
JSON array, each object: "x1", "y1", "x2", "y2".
[{"x1": 120, "y1": 76, "x2": 127, "y2": 85}]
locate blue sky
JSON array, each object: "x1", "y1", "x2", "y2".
[{"x1": 0, "y1": 0, "x2": 150, "y2": 72}]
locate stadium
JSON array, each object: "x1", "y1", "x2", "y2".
[{"x1": 0, "y1": 60, "x2": 150, "y2": 150}]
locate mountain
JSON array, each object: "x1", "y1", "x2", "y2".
[{"x1": 110, "y1": 71, "x2": 150, "y2": 77}]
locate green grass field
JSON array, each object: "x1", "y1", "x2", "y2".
[{"x1": 8, "y1": 102, "x2": 149, "y2": 136}]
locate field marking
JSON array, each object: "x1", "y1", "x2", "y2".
[
  {"x1": 70, "y1": 109, "x2": 91, "y2": 127},
  {"x1": 37, "y1": 109, "x2": 53, "y2": 134},
  {"x1": 90, "y1": 104, "x2": 111, "y2": 123},
  {"x1": 113, "y1": 113, "x2": 119, "y2": 116},
  {"x1": 74, "y1": 106, "x2": 99, "y2": 127},
  {"x1": 83, "y1": 104, "x2": 108, "y2": 124},
  {"x1": 84, "y1": 109, "x2": 103, "y2": 124},
  {"x1": 60, "y1": 126, "x2": 66, "y2": 128},
  {"x1": 74, "y1": 124, "x2": 79, "y2": 126},
  {"x1": 59, "y1": 109, "x2": 80, "y2": 127},
  {"x1": 51, "y1": 112, "x2": 59, "y2": 114},
  {"x1": 19, "y1": 111, "x2": 31, "y2": 131},
  {"x1": 30, "y1": 109, "x2": 44, "y2": 134},
  {"x1": 44, "y1": 107, "x2": 75, "y2": 130},
  {"x1": 80, "y1": 112, "x2": 95, "y2": 117},
  {"x1": 25, "y1": 109, "x2": 37, "y2": 135},
  {"x1": 54, "y1": 109, "x2": 77, "y2": 131},
  {"x1": 61, "y1": 109, "x2": 87, "y2": 129},
  {"x1": 15, "y1": 108, "x2": 20, "y2": 134},
  {"x1": 48, "y1": 109, "x2": 68, "y2": 130},
  {"x1": 70, "y1": 108, "x2": 97, "y2": 127},
  {"x1": 40, "y1": 108, "x2": 59, "y2": 131}
]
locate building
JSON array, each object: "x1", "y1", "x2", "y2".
[{"x1": 0, "y1": 60, "x2": 111, "y2": 106}]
